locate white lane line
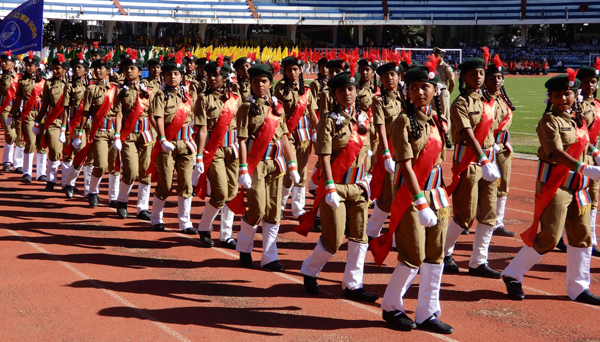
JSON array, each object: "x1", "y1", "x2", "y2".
[{"x1": 2, "y1": 225, "x2": 191, "y2": 342}]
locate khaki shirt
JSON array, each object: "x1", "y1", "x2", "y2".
[
  {"x1": 392, "y1": 108, "x2": 446, "y2": 167},
  {"x1": 41, "y1": 77, "x2": 67, "y2": 107},
  {"x1": 537, "y1": 108, "x2": 585, "y2": 165},
  {"x1": 274, "y1": 81, "x2": 317, "y2": 119},
  {"x1": 450, "y1": 90, "x2": 496, "y2": 149},
  {"x1": 436, "y1": 60, "x2": 454, "y2": 87},
  {"x1": 583, "y1": 98, "x2": 597, "y2": 131},
  {"x1": 11, "y1": 75, "x2": 44, "y2": 116},
  {"x1": 310, "y1": 78, "x2": 326, "y2": 104},
  {"x1": 111, "y1": 72, "x2": 125, "y2": 85},
  {"x1": 150, "y1": 88, "x2": 193, "y2": 127},
  {"x1": 83, "y1": 81, "x2": 118, "y2": 120},
  {"x1": 63, "y1": 79, "x2": 87, "y2": 109},
  {"x1": 232, "y1": 78, "x2": 251, "y2": 102},
  {"x1": 315, "y1": 108, "x2": 370, "y2": 169},
  {"x1": 236, "y1": 97, "x2": 288, "y2": 142},
  {"x1": 142, "y1": 77, "x2": 162, "y2": 92},
  {"x1": 197, "y1": 77, "x2": 207, "y2": 94},
  {"x1": 372, "y1": 91, "x2": 403, "y2": 135},
  {"x1": 493, "y1": 93, "x2": 511, "y2": 132},
  {"x1": 318, "y1": 86, "x2": 334, "y2": 120},
  {"x1": 0, "y1": 71, "x2": 19, "y2": 112},
  {"x1": 357, "y1": 83, "x2": 376, "y2": 113},
  {"x1": 196, "y1": 90, "x2": 241, "y2": 132},
  {"x1": 185, "y1": 73, "x2": 199, "y2": 103},
  {"x1": 113, "y1": 83, "x2": 155, "y2": 120}
]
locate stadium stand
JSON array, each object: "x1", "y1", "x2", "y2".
[
  {"x1": 525, "y1": 0, "x2": 600, "y2": 20},
  {"x1": 252, "y1": 0, "x2": 384, "y2": 20},
  {"x1": 386, "y1": 0, "x2": 522, "y2": 21},
  {"x1": 117, "y1": 0, "x2": 253, "y2": 19}
]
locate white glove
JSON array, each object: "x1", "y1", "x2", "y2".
[
  {"x1": 364, "y1": 173, "x2": 373, "y2": 185},
  {"x1": 59, "y1": 126, "x2": 66, "y2": 143},
  {"x1": 324, "y1": 183, "x2": 340, "y2": 208},
  {"x1": 72, "y1": 131, "x2": 83, "y2": 150},
  {"x1": 591, "y1": 148, "x2": 600, "y2": 166},
  {"x1": 113, "y1": 137, "x2": 122, "y2": 152},
  {"x1": 581, "y1": 164, "x2": 600, "y2": 181},
  {"x1": 287, "y1": 161, "x2": 301, "y2": 184},
  {"x1": 239, "y1": 164, "x2": 252, "y2": 189},
  {"x1": 311, "y1": 130, "x2": 317, "y2": 143},
  {"x1": 383, "y1": 150, "x2": 395, "y2": 174},
  {"x1": 493, "y1": 143, "x2": 501, "y2": 153},
  {"x1": 479, "y1": 156, "x2": 501, "y2": 182},
  {"x1": 32, "y1": 122, "x2": 40, "y2": 135},
  {"x1": 160, "y1": 138, "x2": 175, "y2": 152},
  {"x1": 415, "y1": 196, "x2": 438, "y2": 227},
  {"x1": 5, "y1": 114, "x2": 12, "y2": 127},
  {"x1": 194, "y1": 154, "x2": 204, "y2": 174}
]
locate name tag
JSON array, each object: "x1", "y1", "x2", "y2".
[
  {"x1": 560, "y1": 127, "x2": 571, "y2": 132},
  {"x1": 166, "y1": 105, "x2": 175, "y2": 110},
  {"x1": 468, "y1": 111, "x2": 480, "y2": 115}
]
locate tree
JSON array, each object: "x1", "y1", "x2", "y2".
[
  {"x1": 385, "y1": 25, "x2": 425, "y2": 47},
  {"x1": 494, "y1": 25, "x2": 521, "y2": 46}
]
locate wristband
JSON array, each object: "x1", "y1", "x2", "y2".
[
  {"x1": 60, "y1": 126, "x2": 66, "y2": 132},
  {"x1": 195, "y1": 153, "x2": 203, "y2": 163},
  {"x1": 76, "y1": 130, "x2": 83, "y2": 138},
  {"x1": 413, "y1": 192, "x2": 424, "y2": 201},
  {"x1": 324, "y1": 179, "x2": 334, "y2": 186},
  {"x1": 576, "y1": 161, "x2": 587, "y2": 173},
  {"x1": 34, "y1": 121, "x2": 40, "y2": 128},
  {"x1": 477, "y1": 153, "x2": 486, "y2": 162},
  {"x1": 383, "y1": 149, "x2": 392, "y2": 159},
  {"x1": 414, "y1": 196, "x2": 429, "y2": 211},
  {"x1": 239, "y1": 165, "x2": 248, "y2": 174},
  {"x1": 114, "y1": 132, "x2": 120, "y2": 139},
  {"x1": 7, "y1": 113, "x2": 12, "y2": 118},
  {"x1": 592, "y1": 149, "x2": 600, "y2": 158},
  {"x1": 160, "y1": 137, "x2": 167, "y2": 143},
  {"x1": 287, "y1": 161, "x2": 297, "y2": 171},
  {"x1": 325, "y1": 182, "x2": 336, "y2": 193}
]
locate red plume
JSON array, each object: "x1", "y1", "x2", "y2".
[
  {"x1": 6, "y1": 50, "x2": 11, "y2": 57},
  {"x1": 217, "y1": 54, "x2": 224, "y2": 68},
  {"x1": 158, "y1": 54, "x2": 164, "y2": 62},
  {"x1": 205, "y1": 51, "x2": 211, "y2": 61},
  {"x1": 230, "y1": 53, "x2": 234, "y2": 62},
  {"x1": 482, "y1": 46, "x2": 490, "y2": 66},
  {"x1": 368, "y1": 52, "x2": 376, "y2": 65},
  {"x1": 126, "y1": 47, "x2": 132, "y2": 58},
  {"x1": 270, "y1": 61, "x2": 281, "y2": 74},
  {"x1": 187, "y1": 51, "x2": 192, "y2": 58},
  {"x1": 382, "y1": 49, "x2": 388, "y2": 62},
  {"x1": 175, "y1": 50, "x2": 184, "y2": 66},
  {"x1": 103, "y1": 51, "x2": 113, "y2": 63},
  {"x1": 131, "y1": 49, "x2": 138, "y2": 61},
  {"x1": 595, "y1": 57, "x2": 600, "y2": 73},
  {"x1": 492, "y1": 54, "x2": 503, "y2": 69},
  {"x1": 298, "y1": 51, "x2": 305, "y2": 61},
  {"x1": 168, "y1": 52, "x2": 173, "y2": 59},
  {"x1": 93, "y1": 42, "x2": 99, "y2": 49},
  {"x1": 77, "y1": 51, "x2": 84, "y2": 61},
  {"x1": 393, "y1": 51, "x2": 401, "y2": 66},
  {"x1": 425, "y1": 54, "x2": 439, "y2": 74},
  {"x1": 28, "y1": 50, "x2": 33, "y2": 60},
  {"x1": 567, "y1": 68, "x2": 577, "y2": 88},
  {"x1": 349, "y1": 60, "x2": 357, "y2": 81},
  {"x1": 57, "y1": 53, "x2": 66, "y2": 63}
]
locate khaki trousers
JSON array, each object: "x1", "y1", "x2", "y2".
[
  {"x1": 452, "y1": 164, "x2": 497, "y2": 228},
  {"x1": 121, "y1": 132, "x2": 153, "y2": 185},
  {"x1": 243, "y1": 159, "x2": 284, "y2": 226},
  {"x1": 155, "y1": 140, "x2": 194, "y2": 199},
  {"x1": 207, "y1": 146, "x2": 239, "y2": 208}
]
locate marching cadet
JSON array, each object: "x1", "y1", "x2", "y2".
[
  {"x1": 69, "y1": 53, "x2": 119, "y2": 207},
  {"x1": 577, "y1": 61, "x2": 600, "y2": 257},
  {"x1": 378, "y1": 64, "x2": 453, "y2": 334},
  {"x1": 300, "y1": 70, "x2": 379, "y2": 302},
  {"x1": 11, "y1": 51, "x2": 47, "y2": 183},
  {"x1": 89, "y1": 42, "x2": 105, "y2": 61},
  {"x1": 307, "y1": 56, "x2": 328, "y2": 197},
  {"x1": 184, "y1": 52, "x2": 200, "y2": 103},
  {"x1": 502, "y1": 72, "x2": 600, "y2": 306},
  {"x1": 442, "y1": 54, "x2": 502, "y2": 279},
  {"x1": 433, "y1": 48, "x2": 455, "y2": 128},
  {"x1": 196, "y1": 56, "x2": 208, "y2": 94},
  {"x1": 232, "y1": 54, "x2": 254, "y2": 102},
  {"x1": 113, "y1": 52, "x2": 154, "y2": 221},
  {"x1": 143, "y1": 57, "x2": 163, "y2": 91},
  {"x1": 357, "y1": 55, "x2": 379, "y2": 174},
  {"x1": 111, "y1": 53, "x2": 127, "y2": 85},
  {"x1": 365, "y1": 57, "x2": 405, "y2": 240},
  {"x1": 147, "y1": 53, "x2": 197, "y2": 234},
  {"x1": 195, "y1": 57, "x2": 241, "y2": 249},
  {"x1": 35, "y1": 54, "x2": 69, "y2": 191},
  {"x1": 1, "y1": 51, "x2": 23, "y2": 173},
  {"x1": 485, "y1": 55, "x2": 518, "y2": 237},
  {"x1": 62, "y1": 53, "x2": 90, "y2": 196},
  {"x1": 276, "y1": 55, "x2": 318, "y2": 220},
  {"x1": 318, "y1": 58, "x2": 344, "y2": 119},
  {"x1": 235, "y1": 62, "x2": 300, "y2": 271}
]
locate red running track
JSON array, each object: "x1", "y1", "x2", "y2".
[{"x1": 0, "y1": 137, "x2": 599, "y2": 341}]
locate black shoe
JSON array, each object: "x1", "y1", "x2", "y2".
[
  {"x1": 109, "y1": 200, "x2": 118, "y2": 208},
  {"x1": 44, "y1": 182, "x2": 55, "y2": 191},
  {"x1": 493, "y1": 226, "x2": 517, "y2": 237},
  {"x1": 136, "y1": 210, "x2": 151, "y2": 221},
  {"x1": 117, "y1": 201, "x2": 128, "y2": 219},
  {"x1": 382, "y1": 310, "x2": 416, "y2": 331},
  {"x1": 22, "y1": 174, "x2": 32, "y2": 183},
  {"x1": 221, "y1": 238, "x2": 237, "y2": 250},
  {"x1": 417, "y1": 315, "x2": 454, "y2": 334},
  {"x1": 263, "y1": 260, "x2": 285, "y2": 272},
  {"x1": 153, "y1": 223, "x2": 165, "y2": 231},
  {"x1": 502, "y1": 275, "x2": 525, "y2": 300},
  {"x1": 443, "y1": 255, "x2": 459, "y2": 274},
  {"x1": 556, "y1": 237, "x2": 567, "y2": 252},
  {"x1": 461, "y1": 229, "x2": 470, "y2": 235},
  {"x1": 182, "y1": 227, "x2": 198, "y2": 235},
  {"x1": 64, "y1": 185, "x2": 74, "y2": 198},
  {"x1": 37, "y1": 175, "x2": 47, "y2": 182},
  {"x1": 192, "y1": 192, "x2": 197, "y2": 197},
  {"x1": 575, "y1": 290, "x2": 600, "y2": 305},
  {"x1": 343, "y1": 287, "x2": 379, "y2": 302},
  {"x1": 198, "y1": 231, "x2": 214, "y2": 247},
  {"x1": 469, "y1": 263, "x2": 502, "y2": 279},
  {"x1": 13, "y1": 167, "x2": 23, "y2": 174},
  {"x1": 2, "y1": 162, "x2": 10, "y2": 172},
  {"x1": 313, "y1": 217, "x2": 322, "y2": 232},
  {"x1": 240, "y1": 252, "x2": 253, "y2": 268},
  {"x1": 303, "y1": 275, "x2": 319, "y2": 295},
  {"x1": 309, "y1": 189, "x2": 316, "y2": 197},
  {"x1": 592, "y1": 246, "x2": 600, "y2": 257},
  {"x1": 88, "y1": 194, "x2": 99, "y2": 207}
]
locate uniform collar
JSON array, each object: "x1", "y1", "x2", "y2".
[
  {"x1": 339, "y1": 106, "x2": 356, "y2": 124},
  {"x1": 467, "y1": 89, "x2": 482, "y2": 99},
  {"x1": 98, "y1": 78, "x2": 109, "y2": 85},
  {"x1": 552, "y1": 107, "x2": 575, "y2": 121}
]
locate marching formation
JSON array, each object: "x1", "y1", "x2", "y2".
[{"x1": 2, "y1": 45, "x2": 600, "y2": 335}]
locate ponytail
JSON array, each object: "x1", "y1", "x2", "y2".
[{"x1": 433, "y1": 94, "x2": 453, "y2": 148}]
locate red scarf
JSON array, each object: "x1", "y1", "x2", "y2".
[
  {"x1": 588, "y1": 99, "x2": 600, "y2": 144},
  {"x1": 194, "y1": 93, "x2": 240, "y2": 199},
  {"x1": 146, "y1": 92, "x2": 193, "y2": 180},
  {"x1": 494, "y1": 97, "x2": 512, "y2": 136},
  {"x1": 72, "y1": 84, "x2": 118, "y2": 168},
  {"x1": 228, "y1": 101, "x2": 284, "y2": 215},
  {"x1": 445, "y1": 97, "x2": 495, "y2": 195},
  {"x1": 370, "y1": 117, "x2": 444, "y2": 265},
  {"x1": 521, "y1": 118, "x2": 589, "y2": 246},
  {"x1": 0, "y1": 73, "x2": 20, "y2": 129},
  {"x1": 40, "y1": 92, "x2": 65, "y2": 149},
  {"x1": 20, "y1": 78, "x2": 46, "y2": 144},
  {"x1": 63, "y1": 100, "x2": 85, "y2": 157},
  {"x1": 114, "y1": 88, "x2": 153, "y2": 172},
  {"x1": 294, "y1": 116, "x2": 369, "y2": 236},
  {"x1": 285, "y1": 87, "x2": 311, "y2": 134}
]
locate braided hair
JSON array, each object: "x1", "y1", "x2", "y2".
[
  {"x1": 433, "y1": 94, "x2": 453, "y2": 148},
  {"x1": 404, "y1": 93, "x2": 423, "y2": 140},
  {"x1": 500, "y1": 85, "x2": 516, "y2": 111},
  {"x1": 573, "y1": 96, "x2": 584, "y2": 128},
  {"x1": 317, "y1": 72, "x2": 326, "y2": 92},
  {"x1": 282, "y1": 70, "x2": 306, "y2": 96},
  {"x1": 594, "y1": 88, "x2": 598, "y2": 99},
  {"x1": 202, "y1": 75, "x2": 233, "y2": 100}
]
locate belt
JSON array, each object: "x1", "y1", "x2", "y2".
[
  {"x1": 454, "y1": 144, "x2": 496, "y2": 165},
  {"x1": 394, "y1": 164, "x2": 450, "y2": 210},
  {"x1": 98, "y1": 117, "x2": 115, "y2": 131},
  {"x1": 537, "y1": 160, "x2": 590, "y2": 191},
  {"x1": 341, "y1": 163, "x2": 365, "y2": 185}
]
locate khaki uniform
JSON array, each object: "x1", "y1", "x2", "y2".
[
  {"x1": 310, "y1": 78, "x2": 326, "y2": 106},
  {"x1": 357, "y1": 82, "x2": 378, "y2": 173},
  {"x1": 12, "y1": 76, "x2": 47, "y2": 154},
  {"x1": 237, "y1": 97, "x2": 289, "y2": 226},
  {"x1": 197, "y1": 77, "x2": 207, "y2": 95},
  {"x1": 274, "y1": 81, "x2": 317, "y2": 188},
  {"x1": 583, "y1": 99, "x2": 600, "y2": 209},
  {"x1": 1, "y1": 71, "x2": 20, "y2": 145},
  {"x1": 41, "y1": 78, "x2": 67, "y2": 161},
  {"x1": 113, "y1": 83, "x2": 155, "y2": 185},
  {"x1": 318, "y1": 86, "x2": 334, "y2": 120},
  {"x1": 142, "y1": 77, "x2": 162, "y2": 91},
  {"x1": 83, "y1": 82, "x2": 119, "y2": 178},
  {"x1": 533, "y1": 109, "x2": 592, "y2": 254},
  {"x1": 150, "y1": 88, "x2": 195, "y2": 199},
  {"x1": 185, "y1": 73, "x2": 199, "y2": 104},
  {"x1": 436, "y1": 60, "x2": 454, "y2": 121},
  {"x1": 314, "y1": 108, "x2": 370, "y2": 254},
  {"x1": 450, "y1": 91, "x2": 497, "y2": 228},
  {"x1": 196, "y1": 90, "x2": 242, "y2": 208},
  {"x1": 232, "y1": 78, "x2": 251, "y2": 102},
  {"x1": 372, "y1": 91, "x2": 403, "y2": 212},
  {"x1": 111, "y1": 72, "x2": 125, "y2": 85},
  {"x1": 493, "y1": 94, "x2": 512, "y2": 197},
  {"x1": 392, "y1": 109, "x2": 448, "y2": 268},
  {"x1": 63, "y1": 79, "x2": 88, "y2": 163}
]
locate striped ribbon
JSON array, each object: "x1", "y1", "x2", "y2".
[
  {"x1": 98, "y1": 117, "x2": 116, "y2": 131},
  {"x1": 175, "y1": 124, "x2": 197, "y2": 155},
  {"x1": 495, "y1": 130, "x2": 513, "y2": 154},
  {"x1": 206, "y1": 129, "x2": 239, "y2": 158},
  {"x1": 454, "y1": 144, "x2": 497, "y2": 165},
  {"x1": 537, "y1": 160, "x2": 591, "y2": 208},
  {"x1": 296, "y1": 116, "x2": 311, "y2": 142}
]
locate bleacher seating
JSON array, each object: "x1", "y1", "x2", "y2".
[
  {"x1": 252, "y1": 0, "x2": 384, "y2": 21},
  {"x1": 0, "y1": 0, "x2": 123, "y2": 17},
  {"x1": 525, "y1": 0, "x2": 600, "y2": 20},
  {"x1": 386, "y1": 0, "x2": 522, "y2": 21},
  {"x1": 118, "y1": 0, "x2": 253, "y2": 19}
]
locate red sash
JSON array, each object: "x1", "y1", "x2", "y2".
[
  {"x1": 365, "y1": 86, "x2": 381, "y2": 121},
  {"x1": 294, "y1": 118, "x2": 369, "y2": 237},
  {"x1": 146, "y1": 92, "x2": 193, "y2": 180},
  {"x1": 521, "y1": 120, "x2": 589, "y2": 246},
  {"x1": 40, "y1": 92, "x2": 65, "y2": 149},
  {"x1": 228, "y1": 102, "x2": 284, "y2": 215},
  {"x1": 445, "y1": 97, "x2": 495, "y2": 195},
  {"x1": 114, "y1": 88, "x2": 153, "y2": 172},
  {"x1": 72, "y1": 84, "x2": 118, "y2": 168},
  {"x1": 0, "y1": 73, "x2": 20, "y2": 129},
  {"x1": 370, "y1": 117, "x2": 444, "y2": 265},
  {"x1": 20, "y1": 78, "x2": 45, "y2": 144},
  {"x1": 494, "y1": 98, "x2": 512, "y2": 136},
  {"x1": 63, "y1": 101, "x2": 85, "y2": 157},
  {"x1": 369, "y1": 137, "x2": 393, "y2": 201},
  {"x1": 588, "y1": 100, "x2": 600, "y2": 144},
  {"x1": 285, "y1": 87, "x2": 311, "y2": 135},
  {"x1": 194, "y1": 93, "x2": 240, "y2": 199}
]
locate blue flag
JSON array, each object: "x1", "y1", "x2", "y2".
[{"x1": 0, "y1": 0, "x2": 44, "y2": 54}]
